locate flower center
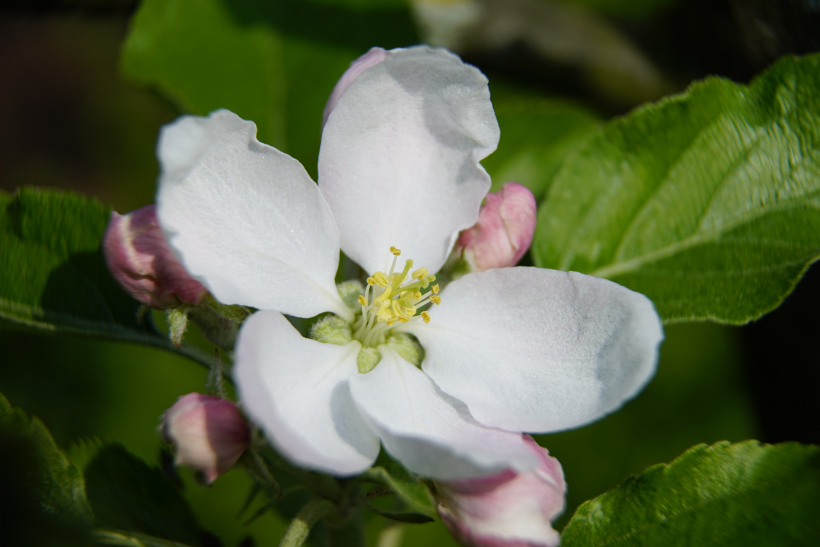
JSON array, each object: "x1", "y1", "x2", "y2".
[{"x1": 351, "y1": 246, "x2": 440, "y2": 349}]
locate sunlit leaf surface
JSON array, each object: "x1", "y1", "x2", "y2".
[
  {"x1": 533, "y1": 54, "x2": 820, "y2": 323},
  {"x1": 561, "y1": 440, "x2": 820, "y2": 546}
]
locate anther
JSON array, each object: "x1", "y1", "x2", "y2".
[
  {"x1": 358, "y1": 295, "x2": 367, "y2": 306},
  {"x1": 390, "y1": 246, "x2": 401, "y2": 256},
  {"x1": 412, "y1": 267, "x2": 429, "y2": 280},
  {"x1": 421, "y1": 311, "x2": 431, "y2": 324},
  {"x1": 431, "y1": 295, "x2": 441, "y2": 305},
  {"x1": 432, "y1": 284, "x2": 440, "y2": 294},
  {"x1": 372, "y1": 272, "x2": 389, "y2": 287},
  {"x1": 375, "y1": 286, "x2": 392, "y2": 302}
]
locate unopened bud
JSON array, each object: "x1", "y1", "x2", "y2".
[
  {"x1": 322, "y1": 47, "x2": 390, "y2": 128},
  {"x1": 436, "y1": 435, "x2": 565, "y2": 547},
  {"x1": 455, "y1": 182, "x2": 536, "y2": 272},
  {"x1": 103, "y1": 205, "x2": 207, "y2": 309},
  {"x1": 162, "y1": 393, "x2": 250, "y2": 484}
]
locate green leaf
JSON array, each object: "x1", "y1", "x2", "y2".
[
  {"x1": 122, "y1": 0, "x2": 288, "y2": 149},
  {"x1": 561, "y1": 440, "x2": 820, "y2": 546},
  {"x1": 121, "y1": 0, "x2": 417, "y2": 176},
  {"x1": 0, "y1": 390, "x2": 93, "y2": 545},
  {"x1": 483, "y1": 89, "x2": 601, "y2": 200},
  {"x1": 532, "y1": 54, "x2": 820, "y2": 324},
  {"x1": 362, "y1": 450, "x2": 437, "y2": 519},
  {"x1": 70, "y1": 438, "x2": 209, "y2": 546},
  {"x1": 0, "y1": 187, "x2": 211, "y2": 367}
]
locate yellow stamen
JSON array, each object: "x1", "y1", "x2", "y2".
[
  {"x1": 353, "y1": 248, "x2": 441, "y2": 347},
  {"x1": 412, "y1": 267, "x2": 429, "y2": 280},
  {"x1": 375, "y1": 286, "x2": 392, "y2": 302},
  {"x1": 372, "y1": 272, "x2": 389, "y2": 287}
]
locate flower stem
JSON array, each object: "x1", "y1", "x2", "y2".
[
  {"x1": 279, "y1": 498, "x2": 335, "y2": 547},
  {"x1": 327, "y1": 507, "x2": 366, "y2": 547}
]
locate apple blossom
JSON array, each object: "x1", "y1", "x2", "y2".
[
  {"x1": 322, "y1": 47, "x2": 390, "y2": 128},
  {"x1": 162, "y1": 393, "x2": 250, "y2": 484},
  {"x1": 103, "y1": 204, "x2": 207, "y2": 309},
  {"x1": 436, "y1": 435, "x2": 565, "y2": 547},
  {"x1": 154, "y1": 46, "x2": 663, "y2": 481},
  {"x1": 454, "y1": 182, "x2": 537, "y2": 273}
]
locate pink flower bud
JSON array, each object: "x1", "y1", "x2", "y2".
[
  {"x1": 436, "y1": 436, "x2": 566, "y2": 547},
  {"x1": 162, "y1": 393, "x2": 250, "y2": 484},
  {"x1": 456, "y1": 182, "x2": 537, "y2": 272},
  {"x1": 322, "y1": 47, "x2": 391, "y2": 128},
  {"x1": 103, "y1": 205, "x2": 207, "y2": 309}
]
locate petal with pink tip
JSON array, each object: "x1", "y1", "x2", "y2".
[{"x1": 319, "y1": 46, "x2": 499, "y2": 275}]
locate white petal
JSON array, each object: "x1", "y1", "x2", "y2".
[
  {"x1": 234, "y1": 311, "x2": 379, "y2": 476},
  {"x1": 157, "y1": 110, "x2": 350, "y2": 319},
  {"x1": 401, "y1": 268, "x2": 663, "y2": 433},
  {"x1": 348, "y1": 347, "x2": 538, "y2": 480},
  {"x1": 319, "y1": 46, "x2": 499, "y2": 275}
]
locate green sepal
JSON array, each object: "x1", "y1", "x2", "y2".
[
  {"x1": 166, "y1": 307, "x2": 189, "y2": 349},
  {"x1": 337, "y1": 280, "x2": 365, "y2": 314},
  {"x1": 311, "y1": 314, "x2": 353, "y2": 346},
  {"x1": 203, "y1": 293, "x2": 251, "y2": 323},
  {"x1": 386, "y1": 332, "x2": 424, "y2": 368},
  {"x1": 361, "y1": 449, "x2": 437, "y2": 519},
  {"x1": 357, "y1": 347, "x2": 382, "y2": 373}
]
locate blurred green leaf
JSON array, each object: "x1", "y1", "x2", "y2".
[
  {"x1": 95, "y1": 529, "x2": 197, "y2": 547},
  {"x1": 0, "y1": 391, "x2": 93, "y2": 545},
  {"x1": 70, "y1": 438, "x2": 209, "y2": 546},
  {"x1": 0, "y1": 187, "x2": 212, "y2": 367},
  {"x1": 484, "y1": 89, "x2": 601, "y2": 199},
  {"x1": 121, "y1": 0, "x2": 417, "y2": 176},
  {"x1": 533, "y1": 54, "x2": 820, "y2": 324},
  {"x1": 561, "y1": 440, "x2": 820, "y2": 546},
  {"x1": 122, "y1": 0, "x2": 288, "y2": 149},
  {"x1": 554, "y1": 0, "x2": 675, "y2": 19},
  {"x1": 363, "y1": 450, "x2": 437, "y2": 519}
]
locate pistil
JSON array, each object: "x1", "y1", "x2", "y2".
[{"x1": 351, "y1": 247, "x2": 440, "y2": 348}]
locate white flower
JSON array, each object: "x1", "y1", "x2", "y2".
[{"x1": 155, "y1": 46, "x2": 663, "y2": 480}]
